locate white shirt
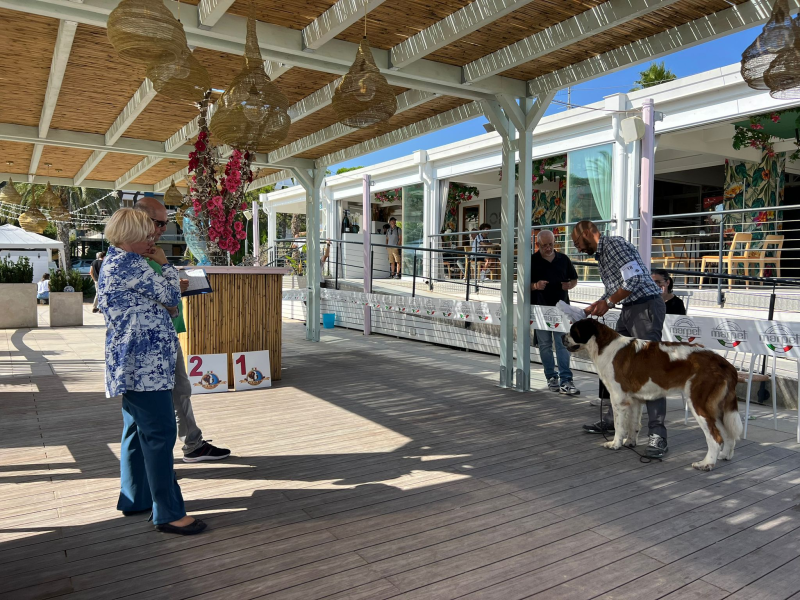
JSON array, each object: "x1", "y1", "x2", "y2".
[{"x1": 37, "y1": 280, "x2": 49, "y2": 294}]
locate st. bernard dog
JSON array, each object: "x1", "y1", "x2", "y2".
[{"x1": 563, "y1": 319, "x2": 743, "y2": 471}]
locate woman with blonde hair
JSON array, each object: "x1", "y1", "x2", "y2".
[{"x1": 98, "y1": 208, "x2": 205, "y2": 535}]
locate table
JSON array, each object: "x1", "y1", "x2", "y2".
[{"x1": 178, "y1": 266, "x2": 288, "y2": 383}]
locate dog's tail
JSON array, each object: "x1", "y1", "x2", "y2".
[{"x1": 722, "y1": 372, "x2": 743, "y2": 441}]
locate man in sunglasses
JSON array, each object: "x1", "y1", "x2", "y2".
[{"x1": 134, "y1": 197, "x2": 230, "y2": 463}]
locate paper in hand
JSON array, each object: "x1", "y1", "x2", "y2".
[
  {"x1": 179, "y1": 269, "x2": 212, "y2": 297},
  {"x1": 557, "y1": 300, "x2": 587, "y2": 323}
]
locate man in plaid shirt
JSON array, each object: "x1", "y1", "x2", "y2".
[{"x1": 571, "y1": 220, "x2": 669, "y2": 458}]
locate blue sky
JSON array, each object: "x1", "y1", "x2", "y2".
[{"x1": 328, "y1": 26, "x2": 759, "y2": 173}]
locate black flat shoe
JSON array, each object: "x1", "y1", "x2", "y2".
[
  {"x1": 121, "y1": 508, "x2": 152, "y2": 517},
  {"x1": 155, "y1": 519, "x2": 207, "y2": 535}
]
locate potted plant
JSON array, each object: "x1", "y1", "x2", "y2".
[
  {"x1": 49, "y1": 269, "x2": 84, "y2": 327},
  {"x1": 0, "y1": 257, "x2": 37, "y2": 329}
]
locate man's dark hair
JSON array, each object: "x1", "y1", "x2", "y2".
[
  {"x1": 389, "y1": 217, "x2": 396, "y2": 223},
  {"x1": 479, "y1": 223, "x2": 491, "y2": 230}
]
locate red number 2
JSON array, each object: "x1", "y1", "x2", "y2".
[
  {"x1": 235, "y1": 354, "x2": 246, "y2": 375},
  {"x1": 189, "y1": 355, "x2": 203, "y2": 377}
]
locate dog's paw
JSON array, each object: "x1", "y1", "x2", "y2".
[
  {"x1": 623, "y1": 439, "x2": 637, "y2": 448},
  {"x1": 692, "y1": 461, "x2": 714, "y2": 471},
  {"x1": 603, "y1": 441, "x2": 621, "y2": 450}
]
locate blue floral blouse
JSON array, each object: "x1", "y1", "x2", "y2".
[{"x1": 98, "y1": 246, "x2": 182, "y2": 397}]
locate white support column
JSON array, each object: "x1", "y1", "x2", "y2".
[
  {"x1": 293, "y1": 167, "x2": 323, "y2": 341},
  {"x1": 252, "y1": 200, "x2": 260, "y2": 264},
  {"x1": 640, "y1": 98, "x2": 656, "y2": 270},
  {"x1": 262, "y1": 193, "x2": 277, "y2": 265},
  {"x1": 482, "y1": 99, "x2": 516, "y2": 389},
  {"x1": 421, "y1": 160, "x2": 435, "y2": 284},
  {"x1": 607, "y1": 93, "x2": 630, "y2": 237},
  {"x1": 363, "y1": 174, "x2": 372, "y2": 336}
]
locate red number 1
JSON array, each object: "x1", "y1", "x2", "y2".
[
  {"x1": 189, "y1": 356, "x2": 203, "y2": 377},
  {"x1": 235, "y1": 354, "x2": 246, "y2": 375}
]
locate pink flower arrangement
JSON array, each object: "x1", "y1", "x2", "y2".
[
  {"x1": 750, "y1": 123, "x2": 764, "y2": 130},
  {"x1": 186, "y1": 101, "x2": 254, "y2": 259}
]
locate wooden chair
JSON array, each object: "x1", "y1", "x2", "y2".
[
  {"x1": 739, "y1": 234, "x2": 784, "y2": 285},
  {"x1": 650, "y1": 237, "x2": 669, "y2": 269},
  {"x1": 698, "y1": 232, "x2": 752, "y2": 289}
]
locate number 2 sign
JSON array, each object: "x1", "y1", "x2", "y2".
[
  {"x1": 233, "y1": 350, "x2": 272, "y2": 391},
  {"x1": 186, "y1": 353, "x2": 229, "y2": 394}
]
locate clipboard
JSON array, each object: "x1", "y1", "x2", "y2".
[{"x1": 179, "y1": 268, "x2": 212, "y2": 297}]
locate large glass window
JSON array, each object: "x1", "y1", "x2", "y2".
[
  {"x1": 567, "y1": 144, "x2": 613, "y2": 223},
  {"x1": 402, "y1": 184, "x2": 424, "y2": 276}
]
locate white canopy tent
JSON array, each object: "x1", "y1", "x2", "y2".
[{"x1": 0, "y1": 224, "x2": 65, "y2": 283}]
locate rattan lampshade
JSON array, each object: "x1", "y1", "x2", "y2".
[
  {"x1": 107, "y1": 0, "x2": 188, "y2": 65},
  {"x1": 741, "y1": 0, "x2": 793, "y2": 91},
  {"x1": 163, "y1": 180, "x2": 185, "y2": 206},
  {"x1": 47, "y1": 198, "x2": 71, "y2": 223},
  {"x1": 37, "y1": 183, "x2": 60, "y2": 210},
  {"x1": 765, "y1": 15, "x2": 800, "y2": 99},
  {"x1": 332, "y1": 38, "x2": 397, "y2": 129},
  {"x1": 18, "y1": 205, "x2": 48, "y2": 234},
  {"x1": 0, "y1": 178, "x2": 22, "y2": 206},
  {"x1": 209, "y1": 17, "x2": 290, "y2": 152},
  {"x1": 147, "y1": 49, "x2": 211, "y2": 103}
]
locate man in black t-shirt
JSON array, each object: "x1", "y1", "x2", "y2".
[
  {"x1": 90, "y1": 251, "x2": 105, "y2": 313},
  {"x1": 531, "y1": 230, "x2": 579, "y2": 395}
]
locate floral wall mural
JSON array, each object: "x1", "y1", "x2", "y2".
[
  {"x1": 723, "y1": 150, "x2": 785, "y2": 241},
  {"x1": 441, "y1": 182, "x2": 480, "y2": 233}
]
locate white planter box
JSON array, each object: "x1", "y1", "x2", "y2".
[
  {"x1": 49, "y1": 292, "x2": 84, "y2": 327},
  {"x1": 0, "y1": 283, "x2": 38, "y2": 329}
]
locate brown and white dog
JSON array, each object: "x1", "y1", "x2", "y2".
[{"x1": 563, "y1": 319, "x2": 743, "y2": 471}]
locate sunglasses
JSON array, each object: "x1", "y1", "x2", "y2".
[{"x1": 151, "y1": 218, "x2": 168, "y2": 228}]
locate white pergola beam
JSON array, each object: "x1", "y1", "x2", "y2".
[
  {"x1": 390, "y1": 0, "x2": 535, "y2": 70},
  {"x1": 302, "y1": 0, "x2": 385, "y2": 51},
  {"x1": 273, "y1": 89, "x2": 437, "y2": 162},
  {"x1": 1, "y1": 0, "x2": 524, "y2": 101},
  {"x1": 464, "y1": 0, "x2": 684, "y2": 84},
  {"x1": 40, "y1": 18, "x2": 78, "y2": 138},
  {"x1": 288, "y1": 78, "x2": 342, "y2": 122},
  {"x1": 528, "y1": 0, "x2": 800, "y2": 95},
  {"x1": 264, "y1": 60, "x2": 292, "y2": 80},
  {"x1": 28, "y1": 145, "x2": 44, "y2": 184},
  {"x1": 0, "y1": 172, "x2": 155, "y2": 191},
  {"x1": 251, "y1": 169, "x2": 292, "y2": 190},
  {"x1": 106, "y1": 79, "x2": 157, "y2": 146},
  {"x1": 73, "y1": 150, "x2": 107, "y2": 185},
  {"x1": 116, "y1": 156, "x2": 161, "y2": 189},
  {"x1": 164, "y1": 103, "x2": 216, "y2": 153},
  {"x1": 315, "y1": 101, "x2": 482, "y2": 167},
  {"x1": 155, "y1": 167, "x2": 189, "y2": 192},
  {"x1": 197, "y1": 0, "x2": 235, "y2": 28}
]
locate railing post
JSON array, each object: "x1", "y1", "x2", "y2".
[
  {"x1": 716, "y1": 216, "x2": 725, "y2": 306},
  {"x1": 335, "y1": 240, "x2": 340, "y2": 290},
  {"x1": 429, "y1": 239, "x2": 434, "y2": 291},
  {"x1": 363, "y1": 174, "x2": 372, "y2": 336},
  {"x1": 412, "y1": 250, "x2": 417, "y2": 297},
  {"x1": 465, "y1": 254, "x2": 471, "y2": 301}
]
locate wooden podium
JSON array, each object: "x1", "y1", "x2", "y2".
[{"x1": 178, "y1": 266, "x2": 288, "y2": 382}]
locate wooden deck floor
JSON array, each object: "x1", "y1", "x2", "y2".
[{"x1": 2, "y1": 314, "x2": 800, "y2": 600}]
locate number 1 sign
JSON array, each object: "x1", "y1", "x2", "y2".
[
  {"x1": 233, "y1": 350, "x2": 272, "y2": 391},
  {"x1": 186, "y1": 353, "x2": 229, "y2": 394}
]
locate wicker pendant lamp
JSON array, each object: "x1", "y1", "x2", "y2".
[
  {"x1": 765, "y1": 15, "x2": 800, "y2": 99},
  {"x1": 741, "y1": 0, "x2": 794, "y2": 90},
  {"x1": 147, "y1": 49, "x2": 211, "y2": 103},
  {"x1": 0, "y1": 178, "x2": 23, "y2": 207},
  {"x1": 332, "y1": 7, "x2": 396, "y2": 129},
  {"x1": 37, "y1": 182, "x2": 60, "y2": 211},
  {"x1": 107, "y1": 0, "x2": 188, "y2": 65},
  {"x1": 18, "y1": 197, "x2": 48, "y2": 234},
  {"x1": 209, "y1": 17, "x2": 290, "y2": 152},
  {"x1": 163, "y1": 180, "x2": 185, "y2": 206}
]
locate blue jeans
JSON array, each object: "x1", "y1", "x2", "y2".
[
  {"x1": 537, "y1": 330, "x2": 573, "y2": 382},
  {"x1": 117, "y1": 389, "x2": 186, "y2": 525}
]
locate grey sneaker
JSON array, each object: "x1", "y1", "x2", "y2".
[
  {"x1": 589, "y1": 397, "x2": 602, "y2": 407},
  {"x1": 546, "y1": 376, "x2": 560, "y2": 392},
  {"x1": 647, "y1": 434, "x2": 668, "y2": 458},
  {"x1": 559, "y1": 380, "x2": 580, "y2": 396}
]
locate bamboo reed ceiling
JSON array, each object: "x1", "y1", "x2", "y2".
[
  {"x1": 501, "y1": 0, "x2": 752, "y2": 80},
  {"x1": 0, "y1": 143, "x2": 35, "y2": 176},
  {"x1": 253, "y1": 168, "x2": 281, "y2": 180},
  {"x1": 295, "y1": 96, "x2": 471, "y2": 160},
  {"x1": 0, "y1": 0, "x2": 757, "y2": 190},
  {"x1": 35, "y1": 147, "x2": 95, "y2": 178},
  {"x1": 132, "y1": 158, "x2": 190, "y2": 185},
  {"x1": 87, "y1": 153, "x2": 148, "y2": 183},
  {"x1": 0, "y1": 9, "x2": 58, "y2": 129}
]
